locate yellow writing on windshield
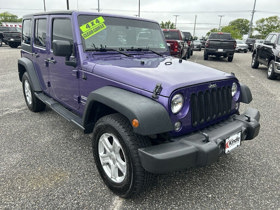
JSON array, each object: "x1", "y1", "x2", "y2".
[{"x1": 80, "y1": 16, "x2": 107, "y2": 40}]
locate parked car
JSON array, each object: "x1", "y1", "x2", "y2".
[
  {"x1": 0, "y1": 26, "x2": 21, "y2": 48},
  {"x1": 193, "y1": 40, "x2": 202, "y2": 51},
  {"x1": 253, "y1": 39, "x2": 264, "y2": 51},
  {"x1": 183, "y1": 31, "x2": 194, "y2": 56},
  {"x1": 251, "y1": 33, "x2": 280, "y2": 79},
  {"x1": 18, "y1": 11, "x2": 260, "y2": 198},
  {"x1": 235, "y1": 40, "x2": 248, "y2": 53},
  {"x1": 204, "y1": 32, "x2": 236, "y2": 62},
  {"x1": 162, "y1": 29, "x2": 189, "y2": 59},
  {"x1": 245, "y1": 38, "x2": 256, "y2": 52}
]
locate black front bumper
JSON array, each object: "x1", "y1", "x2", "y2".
[{"x1": 138, "y1": 108, "x2": 260, "y2": 174}]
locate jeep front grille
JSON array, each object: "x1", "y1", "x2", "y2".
[{"x1": 190, "y1": 86, "x2": 232, "y2": 127}]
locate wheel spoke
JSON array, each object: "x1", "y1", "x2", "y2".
[
  {"x1": 111, "y1": 162, "x2": 119, "y2": 180},
  {"x1": 116, "y1": 156, "x2": 126, "y2": 175},
  {"x1": 100, "y1": 134, "x2": 113, "y2": 153}
]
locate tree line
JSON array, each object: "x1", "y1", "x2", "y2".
[{"x1": 161, "y1": 16, "x2": 280, "y2": 39}]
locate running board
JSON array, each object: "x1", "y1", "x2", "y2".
[{"x1": 35, "y1": 92, "x2": 84, "y2": 130}]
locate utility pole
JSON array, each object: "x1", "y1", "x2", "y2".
[
  {"x1": 218, "y1": 15, "x2": 224, "y2": 31},
  {"x1": 193, "y1": 15, "x2": 197, "y2": 37},
  {"x1": 174, "y1": 15, "x2": 179, "y2": 29},
  {"x1": 248, "y1": 0, "x2": 257, "y2": 38},
  {"x1": 43, "y1": 0, "x2": 46, "y2": 11},
  {"x1": 98, "y1": 0, "x2": 100, "y2": 12},
  {"x1": 66, "y1": 0, "x2": 69, "y2": 10},
  {"x1": 138, "y1": 0, "x2": 140, "y2": 17}
]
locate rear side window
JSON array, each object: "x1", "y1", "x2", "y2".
[
  {"x1": 34, "y1": 19, "x2": 47, "y2": 48},
  {"x1": 52, "y1": 18, "x2": 73, "y2": 48},
  {"x1": 22, "y1": 19, "x2": 31, "y2": 45},
  {"x1": 163, "y1": 31, "x2": 180, "y2": 40}
]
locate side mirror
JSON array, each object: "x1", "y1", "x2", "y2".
[
  {"x1": 53, "y1": 40, "x2": 72, "y2": 57},
  {"x1": 52, "y1": 40, "x2": 77, "y2": 67}
]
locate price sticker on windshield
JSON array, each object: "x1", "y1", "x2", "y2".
[{"x1": 80, "y1": 16, "x2": 107, "y2": 40}]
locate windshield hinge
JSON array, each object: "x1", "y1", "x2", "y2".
[{"x1": 152, "y1": 83, "x2": 163, "y2": 99}]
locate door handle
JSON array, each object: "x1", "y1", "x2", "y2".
[{"x1": 44, "y1": 58, "x2": 57, "y2": 64}]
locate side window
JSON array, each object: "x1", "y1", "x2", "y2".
[
  {"x1": 34, "y1": 19, "x2": 47, "y2": 48},
  {"x1": 22, "y1": 19, "x2": 31, "y2": 45},
  {"x1": 270, "y1": 35, "x2": 277, "y2": 44},
  {"x1": 52, "y1": 18, "x2": 73, "y2": 49},
  {"x1": 265, "y1": 34, "x2": 273, "y2": 42}
]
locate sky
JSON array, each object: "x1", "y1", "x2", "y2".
[{"x1": 1, "y1": 0, "x2": 280, "y2": 38}]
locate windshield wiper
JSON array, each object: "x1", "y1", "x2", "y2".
[
  {"x1": 126, "y1": 47, "x2": 163, "y2": 57},
  {"x1": 86, "y1": 45, "x2": 132, "y2": 57}
]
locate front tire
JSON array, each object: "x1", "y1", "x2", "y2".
[
  {"x1": 251, "y1": 53, "x2": 259, "y2": 69},
  {"x1": 92, "y1": 113, "x2": 155, "y2": 198},
  {"x1": 267, "y1": 60, "x2": 277, "y2": 80},
  {"x1": 22, "y1": 72, "x2": 45, "y2": 112}
]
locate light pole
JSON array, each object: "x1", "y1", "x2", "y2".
[
  {"x1": 66, "y1": 0, "x2": 69, "y2": 10},
  {"x1": 43, "y1": 0, "x2": 46, "y2": 11},
  {"x1": 98, "y1": 0, "x2": 100, "y2": 12},
  {"x1": 193, "y1": 15, "x2": 197, "y2": 37},
  {"x1": 174, "y1": 15, "x2": 179, "y2": 29},
  {"x1": 218, "y1": 15, "x2": 224, "y2": 31},
  {"x1": 138, "y1": 0, "x2": 140, "y2": 17},
  {"x1": 248, "y1": 0, "x2": 257, "y2": 38}
]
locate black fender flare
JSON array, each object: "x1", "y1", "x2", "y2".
[
  {"x1": 240, "y1": 84, "x2": 252, "y2": 104},
  {"x1": 82, "y1": 86, "x2": 174, "y2": 136},
  {"x1": 18, "y1": 57, "x2": 42, "y2": 92}
]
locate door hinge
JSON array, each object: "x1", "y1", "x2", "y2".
[
  {"x1": 47, "y1": 81, "x2": 51, "y2": 87},
  {"x1": 77, "y1": 96, "x2": 81, "y2": 103}
]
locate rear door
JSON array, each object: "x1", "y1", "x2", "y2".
[
  {"x1": 48, "y1": 16, "x2": 80, "y2": 110},
  {"x1": 32, "y1": 17, "x2": 49, "y2": 94}
]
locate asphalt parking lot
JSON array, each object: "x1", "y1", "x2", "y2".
[{"x1": 1, "y1": 45, "x2": 280, "y2": 209}]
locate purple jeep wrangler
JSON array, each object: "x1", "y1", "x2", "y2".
[{"x1": 18, "y1": 11, "x2": 260, "y2": 198}]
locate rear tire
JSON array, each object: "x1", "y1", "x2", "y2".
[
  {"x1": 22, "y1": 72, "x2": 46, "y2": 112},
  {"x1": 267, "y1": 60, "x2": 277, "y2": 80},
  {"x1": 203, "y1": 52, "x2": 208, "y2": 60},
  {"x1": 9, "y1": 42, "x2": 19, "y2": 48},
  {"x1": 0, "y1": 38, "x2": 2, "y2": 47},
  {"x1": 228, "y1": 55, "x2": 233, "y2": 62},
  {"x1": 251, "y1": 53, "x2": 259, "y2": 69},
  {"x1": 92, "y1": 113, "x2": 155, "y2": 198}
]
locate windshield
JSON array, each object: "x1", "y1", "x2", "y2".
[
  {"x1": 236, "y1": 40, "x2": 244, "y2": 44},
  {"x1": 78, "y1": 15, "x2": 168, "y2": 53},
  {"x1": 209, "y1": 33, "x2": 232, "y2": 40}
]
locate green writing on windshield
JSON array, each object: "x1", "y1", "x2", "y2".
[{"x1": 80, "y1": 16, "x2": 107, "y2": 40}]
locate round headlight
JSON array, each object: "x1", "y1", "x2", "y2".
[
  {"x1": 232, "y1": 82, "x2": 238, "y2": 96},
  {"x1": 171, "y1": 94, "x2": 184, "y2": 114}
]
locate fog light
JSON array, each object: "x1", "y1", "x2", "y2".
[{"x1": 174, "y1": 121, "x2": 182, "y2": 132}]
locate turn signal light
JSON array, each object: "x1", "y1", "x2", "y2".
[{"x1": 132, "y1": 119, "x2": 139, "y2": 128}]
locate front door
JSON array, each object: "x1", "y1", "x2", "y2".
[{"x1": 48, "y1": 16, "x2": 79, "y2": 111}]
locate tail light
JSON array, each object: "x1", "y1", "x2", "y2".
[
  {"x1": 233, "y1": 41, "x2": 236, "y2": 48},
  {"x1": 187, "y1": 41, "x2": 191, "y2": 46},
  {"x1": 173, "y1": 41, "x2": 179, "y2": 52},
  {"x1": 205, "y1": 40, "x2": 209, "y2": 48}
]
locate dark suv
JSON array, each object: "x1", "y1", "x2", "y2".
[
  {"x1": 18, "y1": 11, "x2": 260, "y2": 198},
  {"x1": 0, "y1": 26, "x2": 21, "y2": 48},
  {"x1": 251, "y1": 33, "x2": 280, "y2": 79},
  {"x1": 246, "y1": 38, "x2": 256, "y2": 52}
]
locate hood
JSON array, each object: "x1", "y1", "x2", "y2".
[{"x1": 91, "y1": 56, "x2": 234, "y2": 97}]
